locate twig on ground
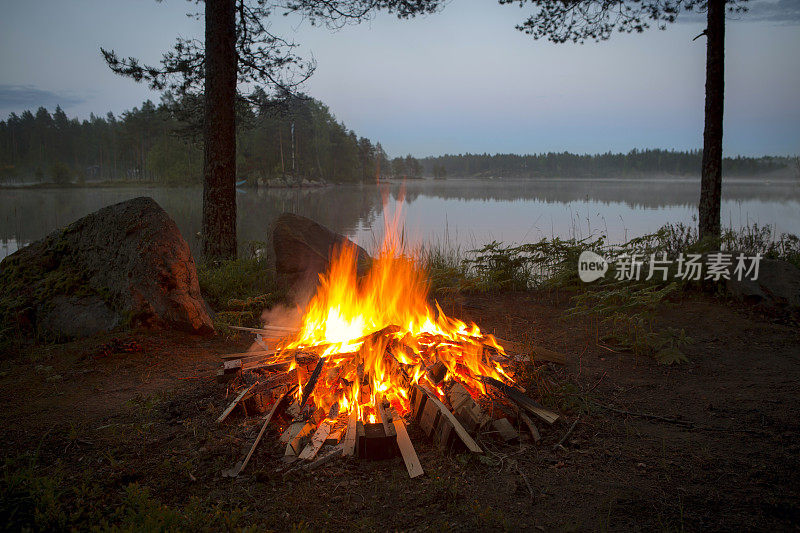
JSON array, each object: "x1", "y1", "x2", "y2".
[
  {"x1": 595, "y1": 402, "x2": 768, "y2": 435},
  {"x1": 553, "y1": 416, "x2": 580, "y2": 451}
]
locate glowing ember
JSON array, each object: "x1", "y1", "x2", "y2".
[{"x1": 268, "y1": 207, "x2": 515, "y2": 425}]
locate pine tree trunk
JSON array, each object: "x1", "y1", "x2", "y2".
[
  {"x1": 202, "y1": 0, "x2": 237, "y2": 260},
  {"x1": 698, "y1": 0, "x2": 725, "y2": 241}
]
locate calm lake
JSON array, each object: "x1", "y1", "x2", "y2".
[{"x1": 2, "y1": 177, "x2": 799, "y2": 260}]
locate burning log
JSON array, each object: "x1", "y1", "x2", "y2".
[{"x1": 298, "y1": 356, "x2": 327, "y2": 413}]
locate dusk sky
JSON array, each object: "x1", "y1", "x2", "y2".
[{"x1": 1, "y1": 0, "x2": 798, "y2": 157}]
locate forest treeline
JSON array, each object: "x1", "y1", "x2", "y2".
[
  {"x1": 0, "y1": 95, "x2": 424, "y2": 184},
  {"x1": 0, "y1": 98, "x2": 790, "y2": 185},
  {"x1": 420, "y1": 150, "x2": 790, "y2": 179}
]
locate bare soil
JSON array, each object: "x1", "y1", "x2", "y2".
[{"x1": 1, "y1": 290, "x2": 798, "y2": 531}]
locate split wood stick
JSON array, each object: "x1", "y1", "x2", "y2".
[
  {"x1": 393, "y1": 418, "x2": 424, "y2": 478},
  {"x1": 298, "y1": 422, "x2": 331, "y2": 461},
  {"x1": 343, "y1": 409, "x2": 358, "y2": 456},
  {"x1": 416, "y1": 385, "x2": 483, "y2": 454},
  {"x1": 304, "y1": 443, "x2": 344, "y2": 471},
  {"x1": 216, "y1": 385, "x2": 253, "y2": 424},
  {"x1": 224, "y1": 385, "x2": 295, "y2": 477}
]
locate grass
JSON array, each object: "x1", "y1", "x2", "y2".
[
  {"x1": 0, "y1": 453, "x2": 262, "y2": 532},
  {"x1": 196, "y1": 256, "x2": 287, "y2": 333}
]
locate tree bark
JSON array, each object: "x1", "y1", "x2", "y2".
[
  {"x1": 698, "y1": 0, "x2": 725, "y2": 241},
  {"x1": 202, "y1": 0, "x2": 238, "y2": 259}
]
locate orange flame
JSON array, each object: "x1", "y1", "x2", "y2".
[{"x1": 278, "y1": 203, "x2": 511, "y2": 422}]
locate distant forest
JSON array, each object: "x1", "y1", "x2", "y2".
[
  {"x1": 0, "y1": 97, "x2": 791, "y2": 185},
  {"x1": 0, "y1": 95, "x2": 421, "y2": 185},
  {"x1": 420, "y1": 151, "x2": 791, "y2": 179}
]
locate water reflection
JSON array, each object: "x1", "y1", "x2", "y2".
[{"x1": 1, "y1": 177, "x2": 798, "y2": 260}]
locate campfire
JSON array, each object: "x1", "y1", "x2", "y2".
[{"x1": 216, "y1": 215, "x2": 562, "y2": 478}]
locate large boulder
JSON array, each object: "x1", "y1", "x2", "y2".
[
  {"x1": 0, "y1": 197, "x2": 214, "y2": 340},
  {"x1": 272, "y1": 213, "x2": 371, "y2": 300},
  {"x1": 725, "y1": 258, "x2": 800, "y2": 316}
]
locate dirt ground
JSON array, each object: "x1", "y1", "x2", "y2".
[{"x1": 1, "y1": 290, "x2": 798, "y2": 531}]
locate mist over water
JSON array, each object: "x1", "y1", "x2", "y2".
[{"x1": 1, "y1": 177, "x2": 799, "y2": 260}]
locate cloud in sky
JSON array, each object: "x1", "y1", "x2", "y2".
[{"x1": 0, "y1": 85, "x2": 87, "y2": 111}]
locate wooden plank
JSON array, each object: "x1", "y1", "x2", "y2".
[
  {"x1": 480, "y1": 375, "x2": 559, "y2": 425},
  {"x1": 280, "y1": 421, "x2": 308, "y2": 444},
  {"x1": 343, "y1": 409, "x2": 358, "y2": 456},
  {"x1": 416, "y1": 385, "x2": 483, "y2": 454},
  {"x1": 223, "y1": 359, "x2": 243, "y2": 373},
  {"x1": 230, "y1": 325, "x2": 299, "y2": 334},
  {"x1": 223, "y1": 386, "x2": 293, "y2": 477},
  {"x1": 298, "y1": 422, "x2": 331, "y2": 461},
  {"x1": 215, "y1": 384, "x2": 253, "y2": 424},
  {"x1": 220, "y1": 349, "x2": 276, "y2": 360},
  {"x1": 393, "y1": 418, "x2": 424, "y2": 478},
  {"x1": 418, "y1": 397, "x2": 440, "y2": 437}
]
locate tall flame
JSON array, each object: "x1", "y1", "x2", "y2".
[{"x1": 279, "y1": 203, "x2": 511, "y2": 422}]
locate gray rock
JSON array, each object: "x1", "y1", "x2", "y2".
[
  {"x1": 0, "y1": 196, "x2": 213, "y2": 340},
  {"x1": 726, "y1": 258, "x2": 800, "y2": 313},
  {"x1": 38, "y1": 295, "x2": 120, "y2": 339},
  {"x1": 272, "y1": 213, "x2": 371, "y2": 301}
]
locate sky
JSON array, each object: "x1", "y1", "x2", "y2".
[{"x1": 0, "y1": 0, "x2": 798, "y2": 157}]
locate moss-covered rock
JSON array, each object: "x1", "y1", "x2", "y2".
[{"x1": 0, "y1": 197, "x2": 213, "y2": 345}]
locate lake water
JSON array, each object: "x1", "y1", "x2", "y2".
[{"x1": 1, "y1": 177, "x2": 799, "y2": 260}]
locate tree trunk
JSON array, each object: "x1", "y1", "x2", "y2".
[
  {"x1": 698, "y1": 0, "x2": 725, "y2": 241},
  {"x1": 202, "y1": 0, "x2": 237, "y2": 260}
]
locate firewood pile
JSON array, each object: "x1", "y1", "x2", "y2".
[{"x1": 215, "y1": 324, "x2": 566, "y2": 479}]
